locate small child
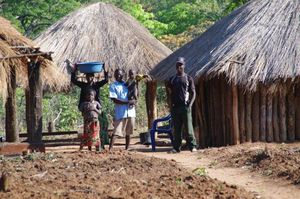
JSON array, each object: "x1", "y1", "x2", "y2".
[
  {"x1": 79, "y1": 89, "x2": 102, "y2": 151},
  {"x1": 126, "y1": 69, "x2": 151, "y2": 107}
]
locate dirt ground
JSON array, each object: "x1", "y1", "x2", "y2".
[
  {"x1": 200, "y1": 142, "x2": 300, "y2": 185},
  {"x1": 0, "y1": 149, "x2": 255, "y2": 199}
]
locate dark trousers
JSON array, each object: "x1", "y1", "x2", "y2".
[{"x1": 171, "y1": 106, "x2": 196, "y2": 151}]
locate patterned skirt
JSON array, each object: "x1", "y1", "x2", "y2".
[{"x1": 80, "y1": 120, "x2": 100, "y2": 147}]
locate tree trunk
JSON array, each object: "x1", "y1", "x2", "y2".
[
  {"x1": 266, "y1": 93, "x2": 273, "y2": 142},
  {"x1": 232, "y1": 85, "x2": 240, "y2": 145},
  {"x1": 279, "y1": 89, "x2": 287, "y2": 142},
  {"x1": 287, "y1": 86, "x2": 295, "y2": 141},
  {"x1": 252, "y1": 90, "x2": 260, "y2": 142},
  {"x1": 5, "y1": 65, "x2": 18, "y2": 142},
  {"x1": 145, "y1": 81, "x2": 157, "y2": 130},
  {"x1": 245, "y1": 93, "x2": 252, "y2": 142},
  {"x1": 238, "y1": 88, "x2": 246, "y2": 143},
  {"x1": 260, "y1": 86, "x2": 267, "y2": 142},
  {"x1": 27, "y1": 60, "x2": 43, "y2": 143},
  {"x1": 273, "y1": 92, "x2": 280, "y2": 142}
]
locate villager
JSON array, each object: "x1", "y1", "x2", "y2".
[
  {"x1": 125, "y1": 69, "x2": 151, "y2": 108},
  {"x1": 67, "y1": 59, "x2": 108, "y2": 109},
  {"x1": 167, "y1": 57, "x2": 197, "y2": 153},
  {"x1": 79, "y1": 89, "x2": 101, "y2": 151},
  {"x1": 109, "y1": 69, "x2": 136, "y2": 150}
]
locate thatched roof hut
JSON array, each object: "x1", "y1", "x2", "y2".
[
  {"x1": 151, "y1": 0, "x2": 300, "y2": 89},
  {"x1": 0, "y1": 17, "x2": 68, "y2": 100},
  {"x1": 0, "y1": 16, "x2": 68, "y2": 143},
  {"x1": 150, "y1": 0, "x2": 300, "y2": 147},
  {"x1": 35, "y1": 2, "x2": 171, "y2": 74}
]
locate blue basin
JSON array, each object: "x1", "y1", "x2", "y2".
[{"x1": 77, "y1": 62, "x2": 104, "y2": 73}]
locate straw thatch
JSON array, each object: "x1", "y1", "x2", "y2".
[
  {"x1": 151, "y1": 0, "x2": 300, "y2": 91},
  {"x1": 0, "y1": 16, "x2": 68, "y2": 101},
  {"x1": 35, "y1": 2, "x2": 172, "y2": 75}
]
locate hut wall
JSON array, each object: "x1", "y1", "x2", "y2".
[{"x1": 193, "y1": 77, "x2": 299, "y2": 147}]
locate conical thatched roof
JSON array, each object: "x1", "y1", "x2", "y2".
[
  {"x1": 35, "y1": 2, "x2": 172, "y2": 75},
  {"x1": 0, "y1": 17, "x2": 68, "y2": 101},
  {"x1": 151, "y1": 0, "x2": 300, "y2": 90}
]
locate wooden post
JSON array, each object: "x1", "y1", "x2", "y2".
[
  {"x1": 260, "y1": 86, "x2": 267, "y2": 142},
  {"x1": 279, "y1": 88, "x2": 287, "y2": 142},
  {"x1": 225, "y1": 82, "x2": 233, "y2": 145},
  {"x1": 213, "y1": 79, "x2": 222, "y2": 146},
  {"x1": 295, "y1": 84, "x2": 300, "y2": 140},
  {"x1": 27, "y1": 60, "x2": 43, "y2": 143},
  {"x1": 273, "y1": 92, "x2": 280, "y2": 142},
  {"x1": 287, "y1": 85, "x2": 295, "y2": 141},
  {"x1": 5, "y1": 65, "x2": 18, "y2": 142},
  {"x1": 25, "y1": 89, "x2": 32, "y2": 141},
  {"x1": 266, "y1": 92, "x2": 273, "y2": 142},
  {"x1": 252, "y1": 90, "x2": 260, "y2": 142},
  {"x1": 206, "y1": 81, "x2": 213, "y2": 146},
  {"x1": 197, "y1": 79, "x2": 208, "y2": 148},
  {"x1": 220, "y1": 77, "x2": 227, "y2": 146},
  {"x1": 232, "y1": 84, "x2": 240, "y2": 145},
  {"x1": 145, "y1": 81, "x2": 157, "y2": 130},
  {"x1": 238, "y1": 88, "x2": 246, "y2": 143},
  {"x1": 245, "y1": 93, "x2": 252, "y2": 142}
]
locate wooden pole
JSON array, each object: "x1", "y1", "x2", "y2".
[
  {"x1": 273, "y1": 92, "x2": 280, "y2": 142},
  {"x1": 252, "y1": 90, "x2": 260, "y2": 142},
  {"x1": 295, "y1": 83, "x2": 300, "y2": 140},
  {"x1": 245, "y1": 93, "x2": 252, "y2": 142},
  {"x1": 238, "y1": 88, "x2": 246, "y2": 143},
  {"x1": 225, "y1": 82, "x2": 233, "y2": 145},
  {"x1": 205, "y1": 81, "x2": 214, "y2": 146},
  {"x1": 266, "y1": 92, "x2": 273, "y2": 142},
  {"x1": 232, "y1": 84, "x2": 240, "y2": 145},
  {"x1": 27, "y1": 60, "x2": 43, "y2": 143},
  {"x1": 5, "y1": 65, "x2": 18, "y2": 142},
  {"x1": 220, "y1": 77, "x2": 227, "y2": 146},
  {"x1": 278, "y1": 88, "x2": 287, "y2": 142},
  {"x1": 145, "y1": 81, "x2": 157, "y2": 130},
  {"x1": 287, "y1": 85, "x2": 295, "y2": 141},
  {"x1": 197, "y1": 79, "x2": 207, "y2": 148},
  {"x1": 213, "y1": 78, "x2": 222, "y2": 146},
  {"x1": 260, "y1": 86, "x2": 267, "y2": 142},
  {"x1": 25, "y1": 89, "x2": 32, "y2": 141}
]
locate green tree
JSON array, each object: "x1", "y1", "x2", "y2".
[{"x1": 0, "y1": 0, "x2": 80, "y2": 37}]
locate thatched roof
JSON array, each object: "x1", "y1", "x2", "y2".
[
  {"x1": 0, "y1": 17, "x2": 68, "y2": 101},
  {"x1": 150, "y1": 0, "x2": 300, "y2": 90},
  {"x1": 35, "y1": 2, "x2": 172, "y2": 75}
]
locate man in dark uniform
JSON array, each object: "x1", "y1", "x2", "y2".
[{"x1": 167, "y1": 57, "x2": 197, "y2": 153}]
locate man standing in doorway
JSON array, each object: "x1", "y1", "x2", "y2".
[
  {"x1": 109, "y1": 69, "x2": 136, "y2": 150},
  {"x1": 167, "y1": 57, "x2": 197, "y2": 153}
]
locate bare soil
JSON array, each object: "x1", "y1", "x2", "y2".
[
  {"x1": 0, "y1": 150, "x2": 254, "y2": 199},
  {"x1": 200, "y1": 142, "x2": 300, "y2": 185}
]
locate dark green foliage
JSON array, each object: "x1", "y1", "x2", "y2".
[{"x1": 0, "y1": 0, "x2": 80, "y2": 37}]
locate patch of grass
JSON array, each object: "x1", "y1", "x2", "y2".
[{"x1": 193, "y1": 167, "x2": 208, "y2": 176}]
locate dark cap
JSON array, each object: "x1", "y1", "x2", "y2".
[{"x1": 176, "y1": 57, "x2": 185, "y2": 65}]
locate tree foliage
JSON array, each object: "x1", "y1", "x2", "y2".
[{"x1": 0, "y1": 0, "x2": 80, "y2": 37}]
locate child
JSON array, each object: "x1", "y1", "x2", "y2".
[
  {"x1": 79, "y1": 89, "x2": 102, "y2": 151},
  {"x1": 126, "y1": 69, "x2": 151, "y2": 107}
]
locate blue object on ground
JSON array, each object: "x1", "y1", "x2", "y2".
[
  {"x1": 0, "y1": 136, "x2": 5, "y2": 142},
  {"x1": 149, "y1": 114, "x2": 173, "y2": 151},
  {"x1": 77, "y1": 62, "x2": 104, "y2": 73}
]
